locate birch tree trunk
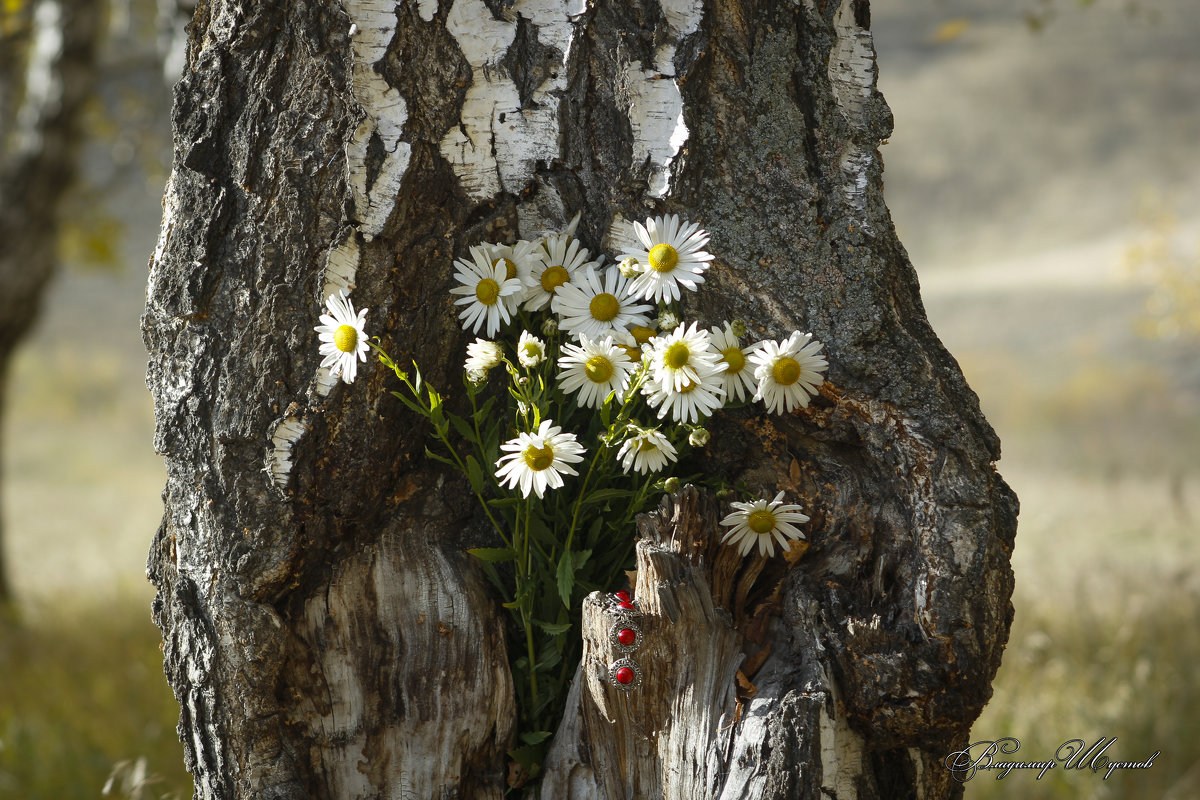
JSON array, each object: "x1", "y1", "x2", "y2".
[
  {"x1": 143, "y1": 1, "x2": 1017, "y2": 798},
  {"x1": 0, "y1": 0, "x2": 102, "y2": 603}
]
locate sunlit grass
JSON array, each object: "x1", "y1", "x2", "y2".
[
  {"x1": 0, "y1": 590, "x2": 189, "y2": 799},
  {"x1": 968, "y1": 567, "x2": 1200, "y2": 799}
]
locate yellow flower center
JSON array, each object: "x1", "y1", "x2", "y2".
[
  {"x1": 334, "y1": 324, "x2": 358, "y2": 353},
  {"x1": 622, "y1": 345, "x2": 641, "y2": 361},
  {"x1": 648, "y1": 243, "x2": 679, "y2": 273},
  {"x1": 664, "y1": 341, "x2": 691, "y2": 370},
  {"x1": 629, "y1": 325, "x2": 656, "y2": 345},
  {"x1": 772, "y1": 357, "x2": 802, "y2": 386},
  {"x1": 589, "y1": 292, "x2": 620, "y2": 322},
  {"x1": 585, "y1": 355, "x2": 614, "y2": 384},
  {"x1": 540, "y1": 265, "x2": 569, "y2": 293},
  {"x1": 494, "y1": 257, "x2": 518, "y2": 281},
  {"x1": 475, "y1": 278, "x2": 501, "y2": 306},
  {"x1": 678, "y1": 377, "x2": 698, "y2": 393},
  {"x1": 523, "y1": 444, "x2": 555, "y2": 472},
  {"x1": 747, "y1": 509, "x2": 777, "y2": 534},
  {"x1": 720, "y1": 346, "x2": 745, "y2": 374}
]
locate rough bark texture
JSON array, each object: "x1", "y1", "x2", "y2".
[
  {"x1": 143, "y1": 0, "x2": 1016, "y2": 798},
  {"x1": 0, "y1": 0, "x2": 102, "y2": 603}
]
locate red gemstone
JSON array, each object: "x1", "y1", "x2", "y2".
[
  {"x1": 615, "y1": 591, "x2": 631, "y2": 602},
  {"x1": 617, "y1": 628, "x2": 637, "y2": 646},
  {"x1": 616, "y1": 601, "x2": 635, "y2": 611},
  {"x1": 615, "y1": 666, "x2": 635, "y2": 685}
]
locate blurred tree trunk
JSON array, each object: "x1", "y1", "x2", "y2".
[
  {"x1": 143, "y1": 1, "x2": 1016, "y2": 798},
  {"x1": 0, "y1": 0, "x2": 103, "y2": 604}
]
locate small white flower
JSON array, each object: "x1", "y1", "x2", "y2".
[
  {"x1": 495, "y1": 420, "x2": 586, "y2": 499},
  {"x1": 656, "y1": 310, "x2": 680, "y2": 332},
  {"x1": 618, "y1": 257, "x2": 642, "y2": 279},
  {"x1": 558, "y1": 334, "x2": 636, "y2": 409},
  {"x1": 750, "y1": 331, "x2": 828, "y2": 414},
  {"x1": 517, "y1": 331, "x2": 546, "y2": 367},
  {"x1": 450, "y1": 245, "x2": 524, "y2": 337},
  {"x1": 643, "y1": 365, "x2": 726, "y2": 424},
  {"x1": 481, "y1": 239, "x2": 541, "y2": 313},
  {"x1": 709, "y1": 322, "x2": 764, "y2": 402},
  {"x1": 649, "y1": 322, "x2": 726, "y2": 393},
  {"x1": 719, "y1": 491, "x2": 810, "y2": 557},
  {"x1": 688, "y1": 427, "x2": 710, "y2": 447},
  {"x1": 617, "y1": 427, "x2": 677, "y2": 475},
  {"x1": 525, "y1": 233, "x2": 598, "y2": 312},
  {"x1": 464, "y1": 338, "x2": 504, "y2": 375},
  {"x1": 619, "y1": 214, "x2": 715, "y2": 303},
  {"x1": 315, "y1": 290, "x2": 370, "y2": 384},
  {"x1": 552, "y1": 265, "x2": 653, "y2": 341}
]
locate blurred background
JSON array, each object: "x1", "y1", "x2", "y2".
[{"x1": 0, "y1": 0, "x2": 1196, "y2": 797}]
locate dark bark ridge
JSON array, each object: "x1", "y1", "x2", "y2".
[{"x1": 143, "y1": 0, "x2": 1015, "y2": 797}]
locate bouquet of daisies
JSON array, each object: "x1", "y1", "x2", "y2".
[{"x1": 315, "y1": 212, "x2": 828, "y2": 781}]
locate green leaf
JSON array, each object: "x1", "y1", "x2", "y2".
[
  {"x1": 423, "y1": 446, "x2": 455, "y2": 467},
  {"x1": 580, "y1": 488, "x2": 631, "y2": 507},
  {"x1": 468, "y1": 547, "x2": 516, "y2": 563},
  {"x1": 519, "y1": 730, "x2": 553, "y2": 746},
  {"x1": 465, "y1": 455, "x2": 485, "y2": 494},
  {"x1": 555, "y1": 554, "x2": 574, "y2": 608},
  {"x1": 533, "y1": 619, "x2": 571, "y2": 635},
  {"x1": 487, "y1": 496, "x2": 524, "y2": 509},
  {"x1": 507, "y1": 743, "x2": 545, "y2": 781},
  {"x1": 574, "y1": 549, "x2": 593, "y2": 570},
  {"x1": 391, "y1": 391, "x2": 427, "y2": 418},
  {"x1": 449, "y1": 412, "x2": 476, "y2": 444}
]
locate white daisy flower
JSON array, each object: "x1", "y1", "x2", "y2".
[
  {"x1": 517, "y1": 331, "x2": 545, "y2": 368},
  {"x1": 617, "y1": 427, "x2": 677, "y2": 475},
  {"x1": 481, "y1": 239, "x2": 541, "y2": 313},
  {"x1": 709, "y1": 322, "x2": 765, "y2": 402},
  {"x1": 558, "y1": 334, "x2": 636, "y2": 409},
  {"x1": 719, "y1": 491, "x2": 810, "y2": 558},
  {"x1": 552, "y1": 265, "x2": 653, "y2": 341},
  {"x1": 656, "y1": 310, "x2": 680, "y2": 332},
  {"x1": 495, "y1": 419, "x2": 586, "y2": 499},
  {"x1": 643, "y1": 365, "x2": 726, "y2": 424},
  {"x1": 750, "y1": 331, "x2": 828, "y2": 414},
  {"x1": 525, "y1": 233, "x2": 598, "y2": 312},
  {"x1": 649, "y1": 322, "x2": 726, "y2": 393},
  {"x1": 315, "y1": 290, "x2": 370, "y2": 384},
  {"x1": 464, "y1": 338, "x2": 504, "y2": 375},
  {"x1": 617, "y1": 257, "x2": 642, "y2": 279},
  {"x1": 619, "y1": 213, "x2": 715, "y2": 303},
  {"x1": 449, "y1": 245, "x2": 524, "y2": 337}
]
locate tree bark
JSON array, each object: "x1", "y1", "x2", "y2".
[
  {"x1": 143, "y1": 1, "x2": 1016, "y2": 798},
  {"x1": 0, "y1": 0, "x2": 103, "y2": 604}
]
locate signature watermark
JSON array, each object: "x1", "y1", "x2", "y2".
[{"x1": 944, "y1": 737, "x2": 1160, "y2": 783}]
